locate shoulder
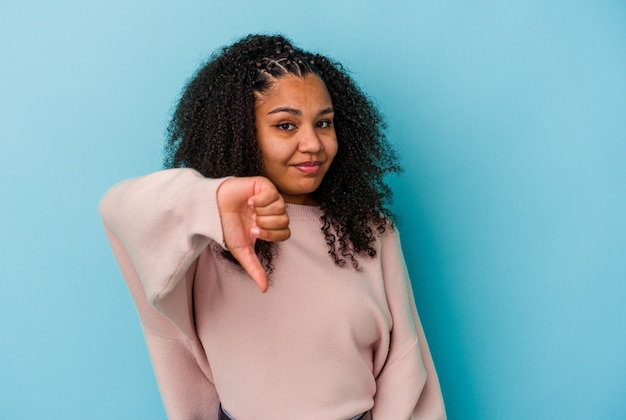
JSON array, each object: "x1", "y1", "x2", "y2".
[{"x1": 378, "y1": 222, "x2": 402, "y2": 251}]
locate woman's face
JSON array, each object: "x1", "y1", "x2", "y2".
[{"x1": 254, "y1": 73, "x2": 337, "y2": 205}]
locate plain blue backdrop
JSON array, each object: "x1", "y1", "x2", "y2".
[{"x1": 1, "y1": 1, "x2": 625, "y2": 419}]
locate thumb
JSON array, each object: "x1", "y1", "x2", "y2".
[{"x1": 230, "y1": 245, "x2": 269, "y2": 293}]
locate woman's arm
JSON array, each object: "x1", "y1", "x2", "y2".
[
  {"x1": 99, "y1": 168, "x2": 290, "y2": 419},
  {"x1": 99, "y1": 169, "x2": 227, "y2": 317},
  {"x1": 100, "y1": 168, "x2": 227, "y2": 418}
]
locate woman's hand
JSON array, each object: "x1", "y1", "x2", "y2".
[{"x1": 216, "y1": 177, "x2": 290, "y2": 292}]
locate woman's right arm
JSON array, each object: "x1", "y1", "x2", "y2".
[
  {"x1": 99, "y1": 168, "x2": 228, "y2": 418},
  {"x1": 100, "y1": 168, "x2": 290, "y2": 300},
  {"x1": 99, "y1": 168, "x2": 228, "y2": 314},
  {"x1": 99, "y1": 169, "x2": 290, "y2": 418}
]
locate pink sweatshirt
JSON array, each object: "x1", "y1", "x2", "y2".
[{"x1": 99, "y1": 168, "x2": 446, "y2": 420}]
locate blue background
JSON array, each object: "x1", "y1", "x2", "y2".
[{"x1": 1, "y1": 1, "x2": 625, "y2": 419}]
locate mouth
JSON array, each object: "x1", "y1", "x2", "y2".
[{"x1": 293, "y1": 161, "x2": 322, "y2": 174}]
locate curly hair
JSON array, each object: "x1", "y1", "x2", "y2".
[{"x1": 165, "y1": 34, "x2": 402, "y2": 272}]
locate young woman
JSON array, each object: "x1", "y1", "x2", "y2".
[{"x1": 100, "y1": 34, "x2": 446, "y2": 420}]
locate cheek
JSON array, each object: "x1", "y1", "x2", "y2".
[
  {"x1": 265, "y1": 142, "x2": 291, "y2": 161},
  {"x1": 258, "y1": 141, "x2": 290, "y2": 171},
  {"x1": 326, "y1": 137, "x2": 339, "y2": 163},
  {"x1": 257, "y1": 133, "x2": 277, "y2": 161}
]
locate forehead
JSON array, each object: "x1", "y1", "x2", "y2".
[{"x1": 254, "y1": 73, "x2": 332, "y2": 109}]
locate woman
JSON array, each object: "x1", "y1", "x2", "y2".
[{"x1": 100, "y1": 34, "x2": 446, "y2": 419}]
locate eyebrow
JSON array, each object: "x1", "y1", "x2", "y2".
[{"x1": 267, "y1": 106, "x2": 335, "y2": 116}]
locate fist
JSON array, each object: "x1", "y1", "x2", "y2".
[{"x1": 216, "y1": 177, "x2": 290, "y2": 292}]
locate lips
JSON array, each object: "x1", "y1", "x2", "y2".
[{"x1": 294, "y1": 161, "x2": 322, "y2": 174}]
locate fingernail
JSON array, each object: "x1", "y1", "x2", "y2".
[{"x1": 251, "y1": 227, "x2": 260, "y2": 237}]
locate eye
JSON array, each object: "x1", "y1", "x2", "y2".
[
  {"x1": 316, "y1": 120, "x2": 333, "y2": 129},
  {"x1": 275, "y1": 122, "x2": 296, "y2": 131}
]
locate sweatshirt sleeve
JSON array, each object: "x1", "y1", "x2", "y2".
[
  {"x1": 373, "y1": 230, "x2": 446, "y2": 420},
  {"x1": 99, "y1": 168, "x2": 228, "y2": 419}
]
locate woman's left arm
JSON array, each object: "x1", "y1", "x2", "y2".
[{"x1": 373, "y1": 230, "x2": 446, "y2": 419}]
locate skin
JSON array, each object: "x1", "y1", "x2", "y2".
[
  {"x1": 254, "y1": 73, "x2": 337, "y2": 205},
  {"x1": 216, "y1": 74, "x2": 337, "y2": 292}
]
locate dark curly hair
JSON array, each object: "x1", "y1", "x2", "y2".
[{"x1": 165, "y1": 34, "x2": 402, "y2": 272}]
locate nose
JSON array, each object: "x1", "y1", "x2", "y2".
[{"x1": 298, "y1": 126, "x2": 323, "y2": 153}]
